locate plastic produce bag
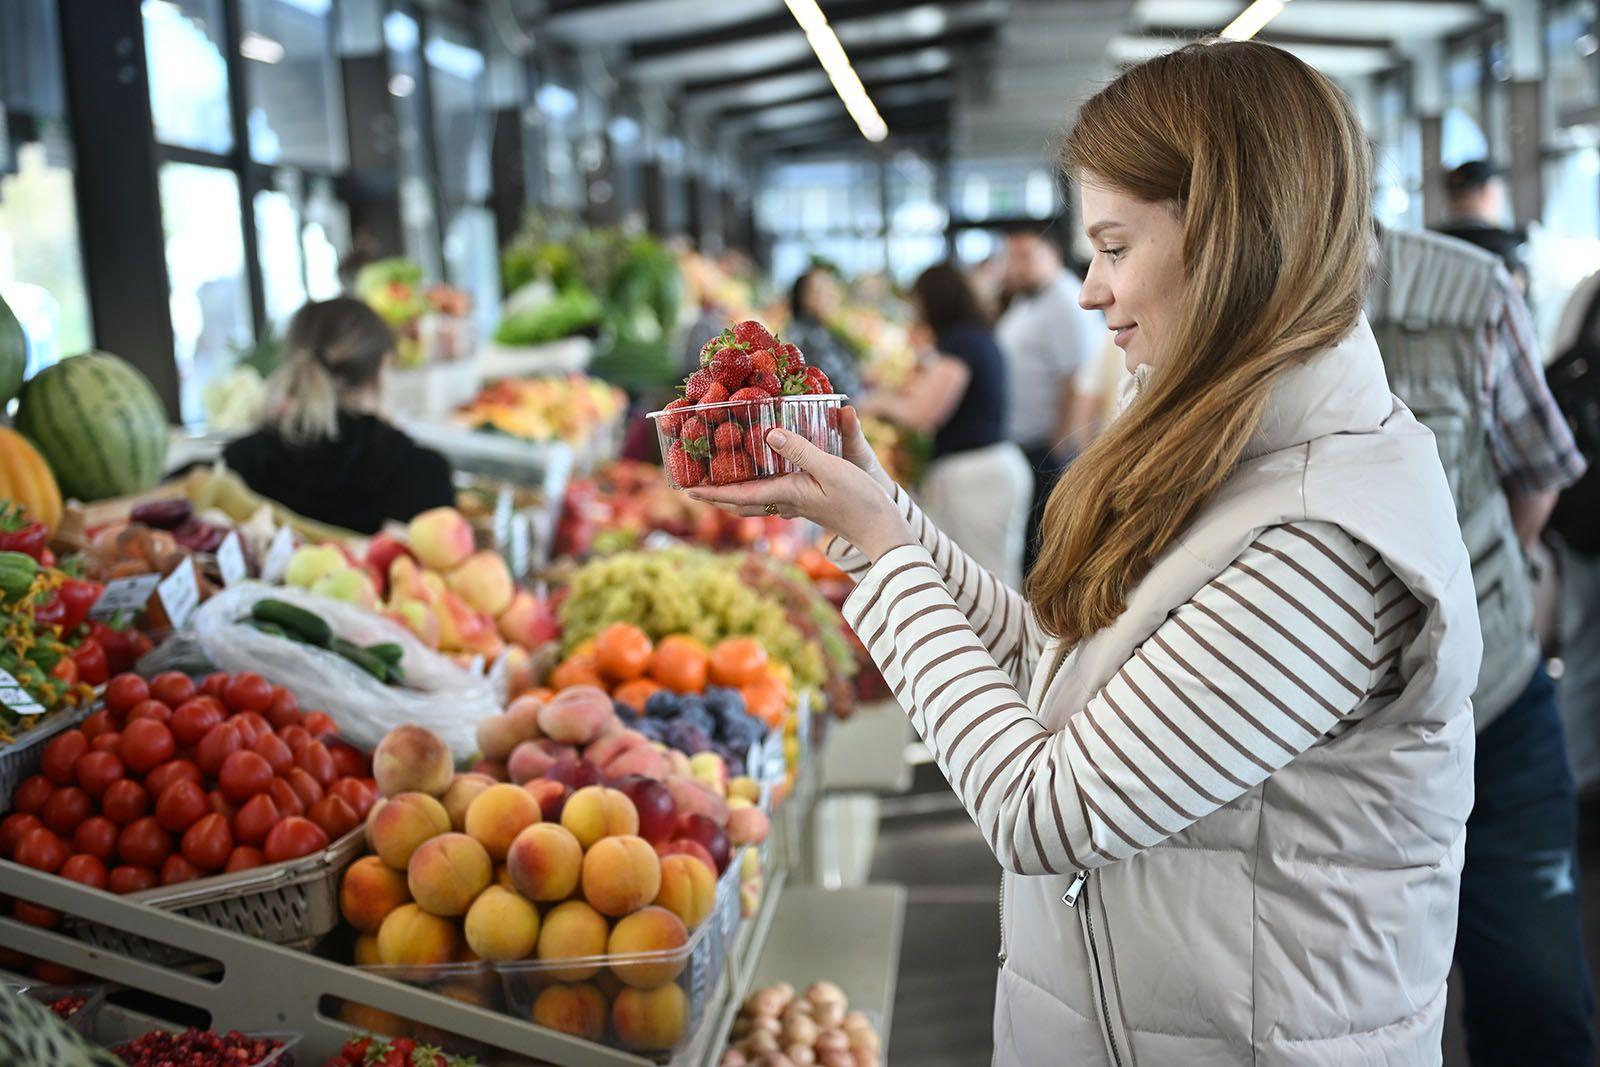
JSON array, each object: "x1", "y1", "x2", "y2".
[{"x1": 194, "y1": 580, "x2": 504, "y2": 757}]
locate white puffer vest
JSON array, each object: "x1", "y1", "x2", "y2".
[{"x1": 994, "y1": 318, "x2": 1480, "y2": 1066}]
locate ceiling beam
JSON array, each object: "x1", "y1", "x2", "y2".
[
  {"x1": 747, "y1": 99, "x2": 951, "y2": 149},
  {"x1": 679, "y1": 25, "x2": 995, "y2": 95},
  {"x1": 717, "y1": 70, "x2": 951, "y2": 120},
  {"x1": 1136, "y1": 24, "x2": 1402, "y2": 51},
  {"x1": 629, "y1": 0, "x2": 995, "y2": 60}
]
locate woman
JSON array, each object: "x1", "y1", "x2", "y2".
[
  {"x1": 861, "y1": 263, "x2": 1030, "y2": 586},
  {"x1": 695, "y1": 42, "x2": 1479, "y2": 1064},
  {"x1": 785, "y1": 265, "x2": 862, "y2": 399},
  {"x1": 224, "y1": 297, "x2": 454, "y2": 534}
]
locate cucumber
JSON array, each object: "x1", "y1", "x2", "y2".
[
  {"x1": 368, "y1": 642, "x2": 404, "y2": 667},
  {"x1": 252, "y1": 598, "x2": 332, "y2": 646},
  {"x1": 331, "y1": 637, "x2": 390, "y2": 682},
  {"x1": 247, "y1": 618, "x2": 287, "y2": 639}
]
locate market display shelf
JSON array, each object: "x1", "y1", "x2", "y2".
[{"x1": 821, "y1": 699, "x2": 913, "y2": 795}]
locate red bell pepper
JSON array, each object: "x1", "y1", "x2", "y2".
[
  {"x1": 0, "y1": 504, "x2": 49, "y2": 561},
  {"x1": 89, "y1": 618, "x2": 153, "y2": 677},
  {"x1": 34, "y1": 578, "x2": 104, "y2": 634},
  {"x1": 49, "y1": 655, "x2": 78, "y2": 686},
  {"x1": 69, "y1": 638, "x2": 109, "y2": 687}
]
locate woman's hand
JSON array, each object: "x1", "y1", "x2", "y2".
[
  {"x1": 690, "y1": 407, "x2": 913, "y2": 563},
  {"x1": 838, "y1": 406, "x2": 895, "y2": 491}
]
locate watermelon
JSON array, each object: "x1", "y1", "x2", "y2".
[
  {"x1": 14, "y1": 352, "x2": 169, "y2": 502},
  {"x1": 0, "y1": 290, "x2": 24, "y2": 407}
]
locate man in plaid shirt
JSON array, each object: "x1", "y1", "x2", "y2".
[{"x1": 1373, "y1": 225, "x2": 1592, "y2": 1066}]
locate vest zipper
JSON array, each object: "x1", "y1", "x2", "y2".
[
  {"x1": 1078, "y1": 873, "x2": 1126, "y2": 1067},
  {"x1": 1000, "y1": 644, "x2": 1072, "y2": 968},
  {"x1": 997, "y1": 875, "x2": 1007, "y2": 965}
]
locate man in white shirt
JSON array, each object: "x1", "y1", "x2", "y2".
[{"x1": 995, "y1": 228, "x2": 1106, "y2": 573}]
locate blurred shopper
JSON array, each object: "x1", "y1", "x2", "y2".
[
  {"x1": 786, "y1": 265, "x2": 862, "y2": 399},
  {"x1": 695, "y1": 42, "x2": 1477, "y2": 1065},
  {"x1": 860, "y1": 263, "x2": 1030, "y2": 585},
  {"x1": 224, "y1": 298, "x2": 454, "y2": 534},
  {"x1": 1435, "y1": 160, "x2": 1529, "y2": 294},
  {"x1": 1546, "y1": 269, "x2": 1600, "y2": 792},
  {"x1": 1369, "y1": 226, "x2": 1593, "y2": 1066},
  {"x1": 995, "y1": 227, "x2": 1105, "y2": 574}
]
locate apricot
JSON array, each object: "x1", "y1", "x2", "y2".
[
  {"x1": 408, "y1": 506, "x2": 474, "y2": 571},
  {"x1": 475, "y1": 714, "x2": 525, "y2": 763},
  {"x1": 464, "y1": 783, "x2": 542, "y2": 860},
  {"x1": 440, "y1": 773, "x2": 495, "y2": 831},
  {"x1": 535, "y1": 899, "x2": 610, "y2": 981},
  {"x1": 373, "y1": 725, "x2": 454, "y2": 798},
  {"x1": 376, "y1": 902, "x2": 460, "y2": 965},
  {"x1": 406, "y1": 832, "x2": 492, "y2": 917},
  {"x1": 494, "y1": 863, "x2": 516, "y2": 891},
  {"x1": 654, "y1": 853, "x2": 717, "y2": 931},
  {"x1": 727, "y1": 808, "x2": 770, "y2": 847},
  {"x1": 561, "y1": 786, "x2": 639, "y2": 850},
  {"x1": 463, "y1": 884, "x2": 540, "y2": 961},
  {"x1": 538, "y1": 687, "x2": 617, "y2": 746},
  {"x1": 340, "y1": 1002, "x2": 406, "y2": 1036},
  {"x1": 507, "y1": 740, "x2": 556, "y2": 785},
  {"x1": 340, "y1": 855, "x2": 412, "y2": 933},
  {"x1": 506, "y1": 822, "x2": 584, "y2": 901},
  {"x1": 531, "y1": 982, "x2": 608, "y2": 1041},
  {"x1": 505, "y1": 694, "x2": 545, "y2": 737},
  {"x1": 607, "y1": 906, "x2": 689, "y2": 988},
  {"x1": 353, "y1": 933, "x2": 382, "y2": 967},
  {"x1": 581, "y1": 835, "x2": 661, "y2": 917},
  {"x1": 366, "y1": 792, "x2": 450, "y2": 870},
  {"x1": 728, "y1": 777, "x2": 761, "y2": 804},
  {"x1": 447, "y1": 550, "x2": 514, "y2": 616},
  {"x1": 604, "y1": 745, "x2": 669, "y2": 782},
  {"x1": 612, "y1": 983, "x2": 689, "y2": 1051}
]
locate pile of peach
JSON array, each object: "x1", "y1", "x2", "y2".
[{"x1": 724, "y1": 982, "x2": 882, "y2": 1067}]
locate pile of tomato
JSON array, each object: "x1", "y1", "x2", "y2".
[{"x1": 0, "y1": 670, "x2": 374, "y2": 915}]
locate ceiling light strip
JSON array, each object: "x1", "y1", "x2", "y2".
[
  {"x1": 1220, "y1": 0, "x2": 1289, "y2": 42},
  {"x1": 783, "y1": 0, "x2": 888, "y2": 141}
]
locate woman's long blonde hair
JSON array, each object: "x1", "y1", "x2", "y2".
[
  {"x1": 265, "y1": 297, "x2": 394, "y2": 446},
  {"x1": 1027, "y1": 41, "x2": 1374, "y2": 643}
]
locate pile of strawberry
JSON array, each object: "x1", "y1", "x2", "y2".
[
  {"x1": 322, "y1": 1034, "x2": 478, "y2": 1066},
  {"x1": 657, "y1": 320, "x2": 835, "y2": 489}
]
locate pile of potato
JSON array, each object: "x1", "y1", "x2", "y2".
[{"x1": 721, "y1": 981, "x2": 882, "y2": 1067}]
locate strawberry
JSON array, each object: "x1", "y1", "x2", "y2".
[
  {"x1": 701, "y1": 381, "x2": 730, "y2": 422},
  {"x1": 340, "y1": 1036, "x2": 373, "y2": 1061},
  {"x1": 733, "y1": 320, "x2": 778, "y2": 350},
  {"x1": 685, "y1": 368, "x2": 715, "y2": 403},
  {"x1": 710, "y1": 451, "x2": 756, "y2": 485},
  {"x1": 709, "y1": 349, "x2": 752, "y2": 393},
  {"x1": 750, "y1": 349, "x2": 780, "y2": 379},
  {"x1": 802, "y1": 366, "x2": 834, "y2": 394},
  {"x1": 747, "y1": 371, "x2": 783, "y2": 397},
  {"x1": 699, "y1": 328, "x2": 740, "y2": 365},
  {"x1": 777, "y1": 342, "x2": 806, "y2": 370},
  {"x1": 658, "y1": 397, "x2": 690, "y2": 434},
  {"x1": 729, "y1": 386, "x2": 774, "y2": 405},
  {"x1": 681, "y1": 414, "x2": 709, "y2": 444},
  {"x1": 714, "y1": 421, "x2": 746, "y2": 453},
  {"x1": 668, "y1": 441, "x2": 708, "y2": 488}
]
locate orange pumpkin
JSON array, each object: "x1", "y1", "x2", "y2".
[{"x1": 0, "y1": 426, "x2": 62, "y2": 532}]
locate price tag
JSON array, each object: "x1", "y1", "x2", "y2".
[
  {"x1": 89, "y1": 573, "x2": 161, "y2": 620},
  {"x1": 0, "y1": 669, "x2": 46, "y2": 717},
  {"x1": 217, "y1": 531, "x2": 248, "y2": 587},
  {"x1": 262, "y1": 526, "x2": 295, "y2": 584},
  {"x1": 157, "y1": 562, "x2": 201, "y2": 629}
]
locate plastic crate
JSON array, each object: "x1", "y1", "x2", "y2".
[
  {"x1": 2, "y1": 979, "x2": 109, "y2": 1038},
  {"x1": 0, "y1": 702, "x2": 94, "y2": 814},
  {"x1": 69, "y1": 828, "x2": 365, "y2": 965}
]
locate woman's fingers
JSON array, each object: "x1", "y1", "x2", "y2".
[{"x1": 689, "y1": 472, "x2": 810, "y2": 508}]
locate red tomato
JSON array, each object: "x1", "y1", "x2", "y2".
[
  {"x1": 154, "y1": 779, "x2": 209, "y2": 834},
  {"x1": 236, "y1": 711, "x2": 272, "y2": 740},
  {"x1": 12, "y1": 774, "x2": 53, "y2": 815},
  {"x1": 199, "y1": 672, "x2": 230, "y2": 700},
  {"x1": 159, "y1": 853, "x2": 202, "y2": 886},
  {"x1": 232, "y1": 794, "x2": 281, "y2": 846},
  {"x1": 148, "y1": 671, "x2": 195, "y2": 708},
  {"x1": 118, "y1": 719, "x2": 176, "y2": 775},
  {"x1": 302, "y1": 712, "x2": 337, "y2": 737},
  {"x1": 13, "y1": 900, "x2": 60, "y2": 928},
  {"x1": 194, "y1": 721, "x2": 244, "y2": 777},
  {"x1": 14, "y1": 827, "x2": 67, "y2": 873},
  {"x1": 295, "y1": 742, "x2": 337, "y2": 788},
  {"x1": 266, "y1": 687, "x2": 301, "y2": 729},
  {"x1": 170, "y1": 697, "x2": 225, "y2": 747},
  {"x1": 266, "y1": 778, "x2": 303, "y2": 818},
  {"x1": 41, "y1": 787, "x2": 92, "y2": 836},
  {"x1": 104, "y1": 674, "x2": 150, "y2": 717},
  {"x1": 207, "y1": 789, "x2": 237, "y2": 821},
  {"x1": 328, "y1": 778, "x2": 375, "y2": 819},
  {"x1": 41, "y1": 730, "x2": 88, "y2": 785},
  {"x1": 73, "y1": 816, "x2": 118, "y2": 863},
  {"x1": 286, "y1": 767, "x2": 325, "y2": 809},
  {"x1": 224, "y1": 846, "x2": 265, "y2": 873},
  {"x1": 116, "y1": 817, "x2": 172, "y2": 868},
  {"x1": 326, "y1": 741, "x2": 368, "y2": 781},
  {"x1": 59, "y1": 853, "x2": 109, "y2": 890},
  {"x1": 262, "y1": 817, "x2": 328, "y2": 863},
  {"x1": 307, "y1": 794, "x2": 359, "y2": 840},
  {"x1": 101, "y1": 779, "x2": 149, "y2": 825},
  {"x1": 73, "y1": 750, "x2": 125, "y2": 799},
  {"x1": 277, "y1": 725, "x2": 311, "y2": 753},
  {"x1": 125, "y1": 699, "x2": 172, "y2": 725},
  {"x1": 223, "y1": 672, "x2": 273, "y2": 714},
  {"x1": 180, "y1": 812, "x2": 233, "y2": 870},
  {"x1": 218, "y1": 750, "x2": 273, "y2": 802},
  {"x1": 109, "y1": 865, "x2": 158, "y2": 895},
  {"x1": 230, "y1": 714, "x2": 262, "y2": 747},
  {"x1": 79, "y1": 710, "x2": 114, "y2": 741},
  {"x1": 90, "y1": 732, "x2": 122, "y2": 754},
  {"x1": 29, "y1": 960, "x2": 78, "y2": 985},
  {"x1": 144, "y1": 759, "x2": 202, "y2": 799},
  {"x1": 0, "y1": 813, "x2": 43, "y2": 858},
  {"x1": 250, "y1": 733, "x2": 294, "y2": 776}
]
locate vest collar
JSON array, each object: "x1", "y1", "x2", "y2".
[{"x1": 1243, "y1": 315, "x2": 1392, "y2": 460}]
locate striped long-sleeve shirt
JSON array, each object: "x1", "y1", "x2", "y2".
[{"x1": 828, "y1": 487, "x2": 1420, "y2": 874}]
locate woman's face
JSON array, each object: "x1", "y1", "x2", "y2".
[
  {"x1": 1077, "y1": 176, "x2": 1187, "y2": 371},
  {"x1": 804, "y1": 271, "x2": 841, "y2": 320}
]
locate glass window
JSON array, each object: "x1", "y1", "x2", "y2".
[
  {"x1": 384, "y1": 10, "x2": 441, "y2": 280},
  {"x1": 159, "y1": 163, "x2": 252, "y2": 426},
  {"x1": 426, "y1": 18, "x2": 496, "y2": 323},
  {"x1": 238, "y1": 0, "x2": 347, "y2": 169},
  {"x1": 254, "y1": 184, "x2": 307, "y2": 326},
  {"x1": 0, "y1": 0, "x2": 92, "y2": 376},
  {"x1": 143, "y1": 0, "x2": 234, "y2": 154},
  {"x1": 1531, "y1": 146, "x2": 1600, "y2": 347},
  {"x1": 1547, "y1": 1, "x2": 1600, "y2": 131},
  {"x1": 949, "y1": 162, "x2": 1059, "y2": 222}
]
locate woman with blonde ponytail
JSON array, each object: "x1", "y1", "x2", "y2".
[
  {"x1": 697, "y1": 41, "x2": 1479, "y2": 1064},
  {"x1": 225, "y1": 297, "x2": 454, "y2": 533}
]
